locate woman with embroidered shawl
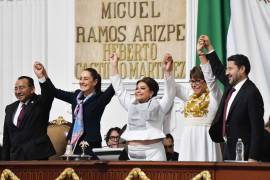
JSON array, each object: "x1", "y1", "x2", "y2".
[
  {"x1": 176, "y1": 38, "x2": 222, "y2": 161},
  {"x1": 109, "y1": 53, "x2": 176, "y2": 161},
  {"x1": 33, "y1": 62, "x2": 115, "y2": 158}
]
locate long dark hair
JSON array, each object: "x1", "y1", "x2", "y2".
[{"x1": 84, "y1": 68, "x2": 101, "y2": 93}]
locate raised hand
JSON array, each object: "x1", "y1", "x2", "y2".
[
  {"x1": 109, "y1": 53, "x2": 119, "y2": 75},
  {"x1": 197, "y1": 35, "x2": 210, "y2": 64},
  {"x1": 197, "y1": 36, "x2": 205, "y2": 56},
  {"x1": 200, "y1": 35, "x2": 213, "y2": 52},
  {"x1": 163, "y1": 53, "x2": 173, "y2": 74},
  {"x1": 33, "y1": 61, "x2": 48, "y2": 79}
]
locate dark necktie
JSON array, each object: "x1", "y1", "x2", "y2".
[
  {"x1": 222, "y1": 88, "x2": 236, "y2": 137},
  {"x1": 17, "y1": 104, "x2": 26, "y2": 127}
]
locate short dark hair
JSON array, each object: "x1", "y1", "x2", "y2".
[
  {"x1": 18, "y1": 76, "x2": 34, "y2": 88},
  {"x1": 227, "y1": 54, "x2": 251, "y2": 75},
  {"x1": 136, "y1": 77, "x2": 159, "y2": 97},
  {"x1": 105, "y1": 127, "x2": 121, "y2": 143},
  {"x1": 190, "y1": 66, "x2": 205, "y2": 81},
  {"x1": 165, "y1": 133, "x2": 174, "y2": 143},
  {"x1": 84, "y1": 68, "x2": 101, "y2": 93}
]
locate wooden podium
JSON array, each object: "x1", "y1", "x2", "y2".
[{"x1": 1, "y1": 161, "x2": 270, "y2": 180}]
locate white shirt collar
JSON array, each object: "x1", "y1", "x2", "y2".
[
  {"x1": 19, "y1": 99, "x2": 30, "y2": 106},
  {"x1": 233, "y1": 78, "x2": 247, "y2": 91}
]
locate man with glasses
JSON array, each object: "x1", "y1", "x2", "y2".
[{"x1": 163, "y1": 134, "x2": 179, "y2": 161}]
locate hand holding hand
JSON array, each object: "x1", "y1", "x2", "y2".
[
  {"x1": 200, "y1": 35, "x2": 214, "y2": 52},
  {"x1": 33, "y1": 61, "x2": 48, "y2": 79},
  {"x1": 163, "y1": 53, "x2": 173, "y2": 74},
  {"x1": 197, "y1": 36, "x2": 205, "y2": 56},
  {"x1": 109, "y1": 53, "x2": 119, "y2": 75},
  {"x1": 197, "y1": 35, "x2": 211, "y2": 64}
]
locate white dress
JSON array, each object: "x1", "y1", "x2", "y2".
[
  {"x1": 176, "y1": 63, "x2": 223, "y2": 162},
  {"x1": 110, "y1": 74, "x2": 176, "y2": 161}
]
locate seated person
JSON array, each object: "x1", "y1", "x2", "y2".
[
  {"x1": 163, "y1": 134, "x2": 179, "y2": 161},
  {"x1": 105, "y1": 127, "x2": 129, "y2": 160},
  {"x1": 105, "y1": 127, "x2": 121, "y2": 148}
]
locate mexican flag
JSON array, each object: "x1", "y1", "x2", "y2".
[{"x1": 196, "y1": 0, "x2": 270, "y2": 120}]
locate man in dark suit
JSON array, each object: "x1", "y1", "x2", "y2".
[
  {"x1": 2, "y1": 65, "x2": 55, "y2": 160},
  {"x1": 198, "y1": 35, "x2": 264, "y2": 161}
]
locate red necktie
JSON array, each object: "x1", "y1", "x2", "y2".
[
  {"x1": 222, "y1": 88, "x2": 236, "y2": 137},
  {"x1": 17, "y1": 104, "x2": 26, "y2": 127}
]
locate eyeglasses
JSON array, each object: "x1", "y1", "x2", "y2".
[
  {"x1": 109, "y1": 136, "x2": 120, "y2": 141},
  {"x1": 164, "y1": 145, "x2": 173, "y2": 149},
  {"x1": 189, "y1": 79, "x2": 203, "y2": 86}
]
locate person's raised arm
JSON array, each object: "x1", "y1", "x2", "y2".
[
  {"x1": 163, "y1": 53, "x2": 173, "y2": 78},
  {"x1": 171, "y1": 51, "x2": 189, "y2": 101},
  {"x1": 197, "y1": 35, "x2": 209, "y2": 65},
  {"x1": 197, "y1": 37, "x2": 222, "y2": 102},
  {"x1": 159, "y1": 53, "x2": 176, "y2": 114},
  {"x1": 33, "y1": 61, "x2": 48, "y2": 80},
  {"x1": 33, "y1": 62, "x2": 55, "y2": 106},
  {"x1": 109, "y1": 53, "x2": 131, "y2": 111},
  {"x1": 33, "y1": 61, "x2": 74, "y2": 104},
  {"x1": 200, "y1": 35, "x2": 228, "y2": 86},
  {"x1": 202, "y1": 35, "x2": 214, "y2": 53},
  {"x1": 110, "y1": 53, "x2": 119, "y2": 76}
]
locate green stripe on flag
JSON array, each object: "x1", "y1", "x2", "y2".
[{"x1": 196, "y1": 0, "x2": 231, "y2": 65}]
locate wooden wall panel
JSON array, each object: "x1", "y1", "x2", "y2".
[{"x1": 0, "y1": 161, "x2": 270, "y2": 180}]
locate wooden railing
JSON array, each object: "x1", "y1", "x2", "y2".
[{"x1": 0, "y1": 161, "x2": 270, "y2": 180}]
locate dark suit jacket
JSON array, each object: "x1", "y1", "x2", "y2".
[
  {"x1": 119, "y1": 149, "x2": 129, "y2": 160},
  {"x1": 262, "y1": 129, "x2": 270, "y2": 162},
  {"x1": 2, "y1": 79, "x2": 56, "y2": 160},
  {"x1": 207, "y1": 51, "x2": 264, "y2": 161},
  {"x1": 49, "y1": 80, "x2": 115, "y2": 155},
  {"x1": 166, "y1": 152, "x2": 179, "y2": 161}
]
